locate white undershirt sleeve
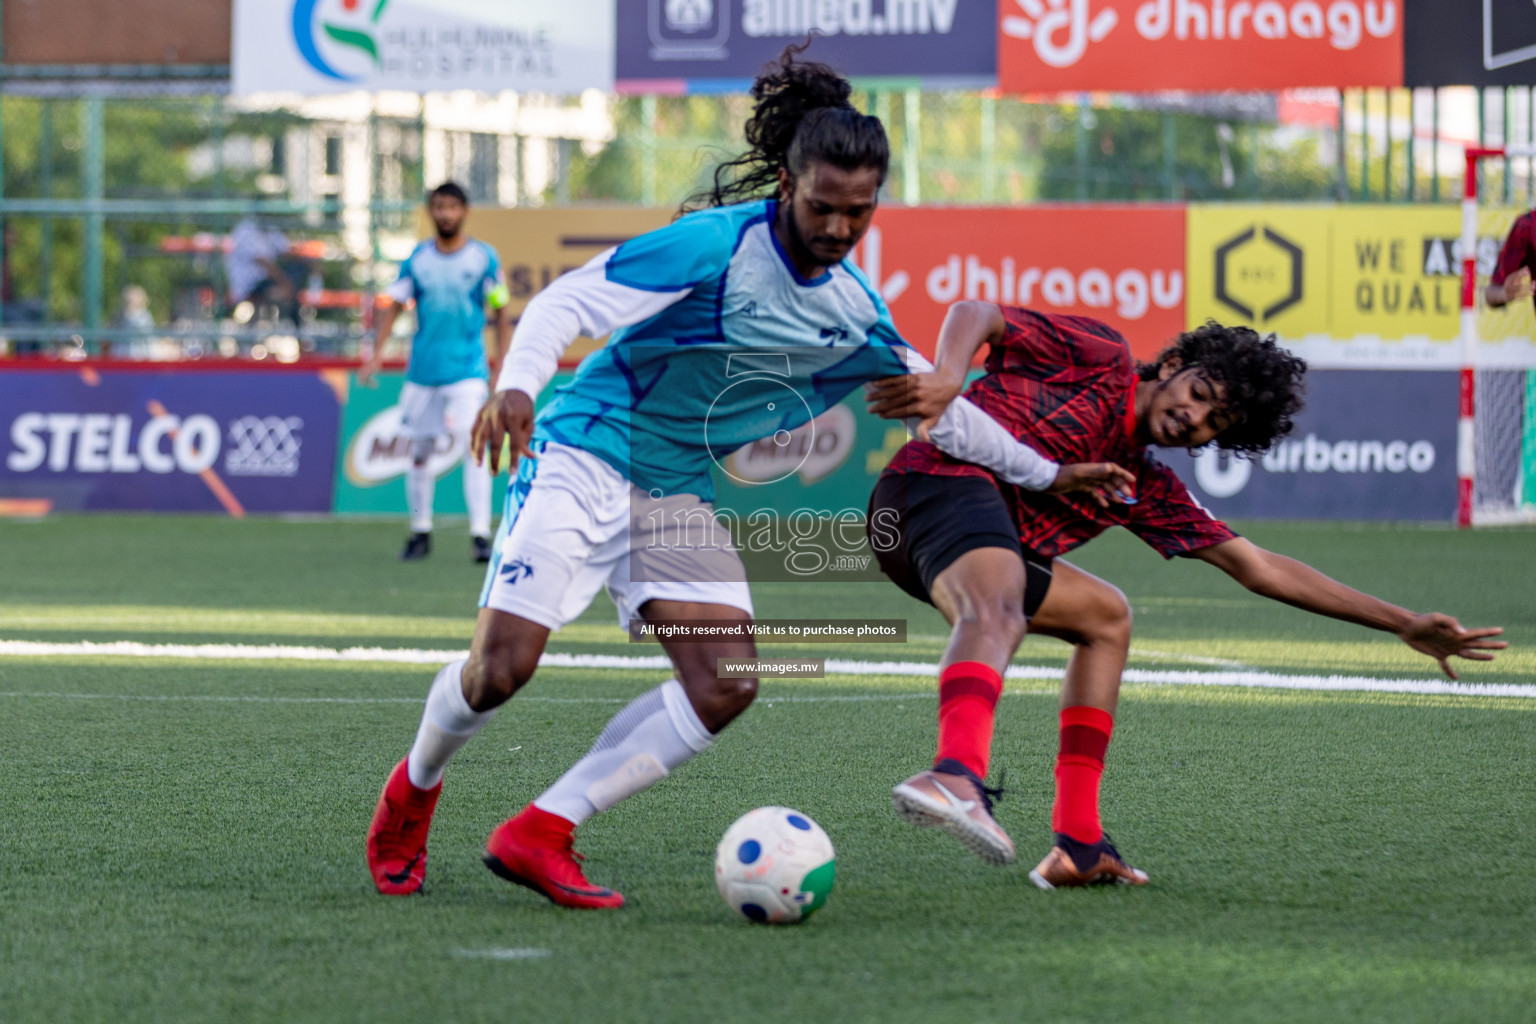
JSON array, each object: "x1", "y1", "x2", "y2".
[
  {"x1": 495, "y1": 248, "x2": 690, "y2": 399},
  {"x1": 892, "y1": 346, "x2": 1060, "y2": 492}
]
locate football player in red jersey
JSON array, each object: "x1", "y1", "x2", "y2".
[{"x1": 863, "y1": 301, "x2": 1507, "y2": 888}]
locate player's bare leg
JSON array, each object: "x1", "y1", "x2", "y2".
[
  {"x1": 485, "y1": 600, "x2": 757, "y2": 909},
  {"x1": 367, "y1": 608, "x2": 548, "y2": 895},
  {"x1": 1025, "y1": 562, "x2": 1147, "y2": 888},
  {"x1": 892, "y1": 546, "x2": 1027, "y2": 865}
]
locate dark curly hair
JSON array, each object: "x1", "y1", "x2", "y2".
[
  {"x1": 1137, "y1": 321, "x2": 1307, "y2": 455},
  {"x1": 681, "y1": 41, "x2": 889, "y2": 213}
]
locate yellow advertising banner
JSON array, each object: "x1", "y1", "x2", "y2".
[
  {"x1": 417, "y1": 206, "x2": 674, "y2": 363},
  {"x1": 1187, "y1": 204, "x2": 1474, "y2": 367}
]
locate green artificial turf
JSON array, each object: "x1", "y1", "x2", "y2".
[{"x1": 1, "y1": 516, "x2": 1533, "y2": 1023}]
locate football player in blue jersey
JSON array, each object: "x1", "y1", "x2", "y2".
[
  {"x1": 366, "y1": 47, "x2": 1134, "y2": 906},
  {"x1": 359, "y1": 181, "x2": 511, "y2": 563}
]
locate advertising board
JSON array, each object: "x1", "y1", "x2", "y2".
[
  {"x1": 1403, "y1": 0, "x2": 1536, "y2": 87},
  {"x1": 333, "y1": 372, "x2": 477, "y2": 516},
  {"x1": 1168, "y1": 369, "x2": 1457, "y2": 520},
  {"x1": 999, "y1": 0, "x2": 1403, "y2": 92},
  {"x1": 232, "y1": 0, "x2": 615, "y2": 96},
  {"x1": 854, "y1": 205, "x2": 1187, "y2": 362},
  {"x1": 615, "y1": 0, "x2": 998, "y2": 89},
  {"x1": 0, "y1": 367, "x2": 343, "y2": 514}
]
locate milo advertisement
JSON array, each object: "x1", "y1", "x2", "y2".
[{"x1": 332, "y1": 372, "x2": 501, "y2": 516}]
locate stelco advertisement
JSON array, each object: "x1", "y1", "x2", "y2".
[{"x1": 0, "y1": 369, "x2": 342, "y2": 514}]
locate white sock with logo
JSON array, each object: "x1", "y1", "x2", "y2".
[
  {"x1": 533, "y1": 679, "x2": 713, "y2": 825},
  {"x1": 407, "y1": 461, "x2": 435, "y2": 534},
  {"x1": 462, "y1": 453, "x2": 492, "y2": 538},
  {"x1": 406, "y1": 659, "x2": 496, "y2": 790}
]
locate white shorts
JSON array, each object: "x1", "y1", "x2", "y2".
[
  {"x1": 397, "y1": 378, "x2": 488, "y2": 442},
  {"x1": 478, "y1": 442, "x2": 754, "y2": 631}
]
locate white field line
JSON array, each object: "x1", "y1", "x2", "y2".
[
  {"x1": 0, "y1": 690, "x2": 944, "y2": 706},
  {"x1": 0, "y1": 639, "x2": 1532, "y2": 700},
  {"x1": 451, "y1": 948, "x2": 551, "y2": 961}
]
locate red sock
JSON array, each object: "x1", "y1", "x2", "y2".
[
  {"x1": 1051, "y1": 706, "x2": 1114, "y2": 844},
  {"x1": 933, "y1": 662, "x2": 1003, "y2": 779}
]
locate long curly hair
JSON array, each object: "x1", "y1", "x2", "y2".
[
  {"x1": 681, "y1": 42, "x2": 889, "y2": 212},
  {"x1": 1138, "y1": 321, "x2": 1308, "y2": 455}
]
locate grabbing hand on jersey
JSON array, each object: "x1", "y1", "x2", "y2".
[
  {"x1": 471, "y1": 389, "x2": 538, "y2": 474},
  {"x1": 864, "y1": 370, "x2": 963, "y2": 441}
]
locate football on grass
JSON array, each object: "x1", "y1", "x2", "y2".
[{"x1": 714, "y1": 807, "x2": 836, "y2": 924}]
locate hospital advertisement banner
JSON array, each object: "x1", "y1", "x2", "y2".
[
  {"x1": 0, "y1": 368, "x2": 342, "y2": 515},
  {"x1": 998, "y1": 0, "x2": 1403, "y2": 92},
  {"x1": 1185, "y1": 204, "x2": 1536, "y2": 369},
  {"x1": 615, "y1": 0, "x2": 998, "y2": 90},
  {"x1": 1169, "y1": 369, "x2": 1457, "y2": 520},
  {"x1": 232, "y1": 0, "x2": 615, "y2": 96},
  {"x1": 852, "y1": 205, "x2": 1187, "y2": 362}
]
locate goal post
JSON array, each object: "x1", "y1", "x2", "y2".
[{"x1": 1459, "y1": 146, "x2": 1536, "y2": 528}]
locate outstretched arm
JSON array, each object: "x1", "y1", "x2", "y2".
[
  {"x1": 1192, "y1": 537, "x2": 1506, "y2": 679},
  {"x1": 474, "y1": 249, "x2": 693, "y2": 474},
  {"x1": 864, "y1": 300, "x2": 1001, "y2": 432}
]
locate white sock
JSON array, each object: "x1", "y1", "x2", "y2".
[
  {"x1": 406, "y1": 659, "x2": 496, "y2": 789},
  {"x1": 533, "y1": 679, "x2": 713, "y2": 826},
  {"x1": 407, "y1": 461, "x2": 435, "y2": 534},
  {"x1": 462, "y1": 450, "x2": 492, "y2": 538}
]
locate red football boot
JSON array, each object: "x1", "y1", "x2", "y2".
[
  {"x1": 482, "y1": 805, "x2": 625, "y2": 909},
  {"x1": 366, "y1": 758, "x2": 441, "y2": 895}
]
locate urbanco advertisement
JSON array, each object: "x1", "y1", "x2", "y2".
[
  {"x1": 0, "y1": 368, "x2": 343, "y2": 514},
  {"x1": 852, "y1": 206, "x2": 1187, "y2": 363},
  {"x1": 1168, "y1": 369, "x2": 1457, "y2": 520},
  {"x1": 999, "y1": 0, "x2": 1402, "y2": 92}
]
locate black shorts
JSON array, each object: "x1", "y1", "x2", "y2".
[{"x1": 867, "y1": 473, "x2": 1054, "y2": 618}]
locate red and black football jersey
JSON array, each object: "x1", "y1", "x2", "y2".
[{"x1": 883, "y1": 306, "x2": 1236, "y2": 560}]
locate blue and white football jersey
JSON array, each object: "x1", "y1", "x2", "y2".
[
  {"x1": 388, "y1": 239, "x2": 504, "y2": 387},
  {"x1": 534, "y1": 200, "x2": 908, "y2": 499}
]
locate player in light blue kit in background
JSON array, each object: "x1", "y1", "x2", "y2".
[
  {"x1": 365, "y1": 48, "x2": 1133, "y2": 906},
  {"x1": 359, "y1": 181, "x2": 511, "y2": 563}
]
